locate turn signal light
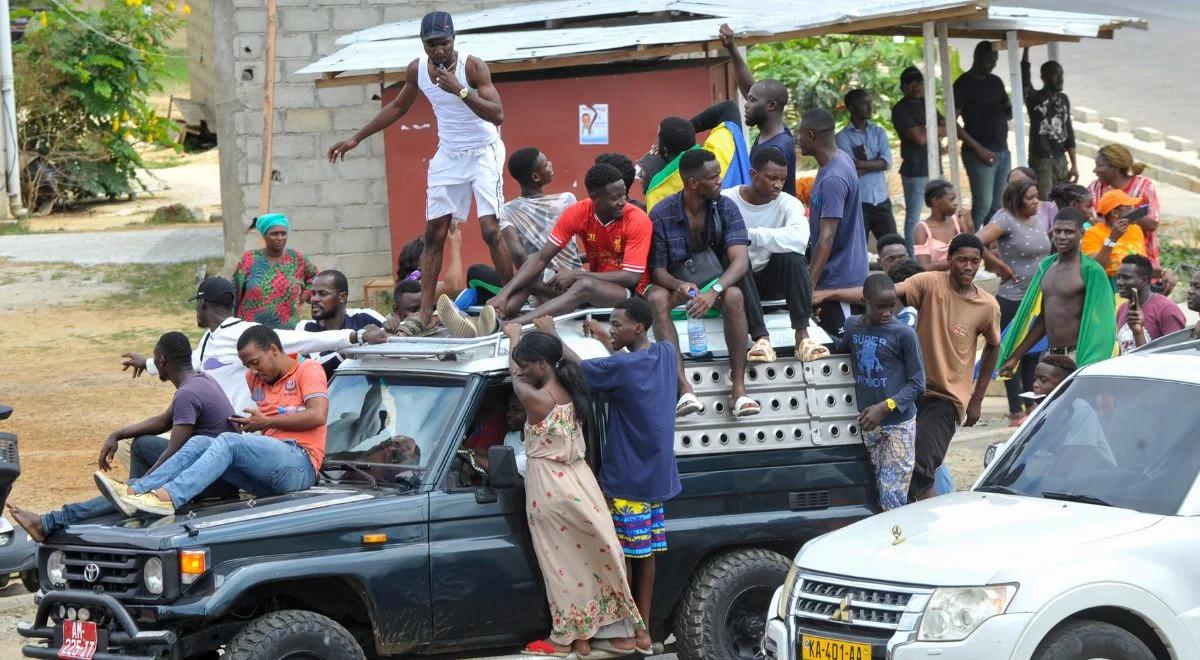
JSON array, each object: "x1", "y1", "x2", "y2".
[
  {"x1": 362, "y1": 533, "x2": 388, "y2": 545},
  {"x1": 180, "y1": 550, "x2": 208, "y2": 584}
]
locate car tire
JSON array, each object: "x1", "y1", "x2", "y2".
[
  {"x1": 225, "y1": 609, "x2": 365, "y2": 660},
  {"x1": 1033, "y1": 620, "x2": 1155, "y2": 660},
  {"x1": 19, "y1": 569, "x2": 36, "y2": 594},
  {"x1": 674, "y1": 548, "x2": 791, "y2": 660}
]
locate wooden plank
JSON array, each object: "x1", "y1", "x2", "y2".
[{"x1": 259, "y1": 0, "x2": 278, "y2": 215}]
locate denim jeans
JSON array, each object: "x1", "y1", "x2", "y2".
[
  {"x1": 962, "y1": 149, "x2": 1011, "y2": 227},
  {"x1": 41, "y1": 435, "x2": 166, "y2": 533},
  {"x1": 901, "y1": 176, "x2": 929, "y2": 254},
  {"x1": 133, "y1": 432, "x2": 316, "y2": 507}
]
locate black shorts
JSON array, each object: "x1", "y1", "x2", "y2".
[{"x1": 910, "y1": 394, "x2": 958, "y2": 498}]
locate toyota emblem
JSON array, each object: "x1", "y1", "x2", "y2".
[{"x1": 83, "y1": 563, "x2": 100, "y2": 583}]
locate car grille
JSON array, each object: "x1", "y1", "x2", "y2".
[
  {"x1": 791, "y1": 572, "x2": 932, "y2": 632},
  {"x1": 62, "y1": 548, "x2": 141, "y2": 598}
]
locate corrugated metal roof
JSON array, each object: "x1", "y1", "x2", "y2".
[
  {"x1": 298, "y1": 0, "x2": 983, "y2": 78},
  {"x1": 950, "y1": 6, "x2": 1147, "y2": 38}
]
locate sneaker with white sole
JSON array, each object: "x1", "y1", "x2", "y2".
[
  {"x1": 120, "y1": 491, "x2": 175, "y2": 517},
  {"x1": 94, "y1": 471, "x2": 135, "y2": 516},
  {"x1": 437, "y1": 294, "x2": 479, "y2": 338},
  {"x1": 476, "y1": 304, "x2": 498, "y2": 336}
]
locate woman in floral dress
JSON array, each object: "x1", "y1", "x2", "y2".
[
  {"x1": 232, "y1": 213, "x2": 318, "y2": 328},
  {"x1": 503, "y1": 324, "x2": 649, "y2": 658}
]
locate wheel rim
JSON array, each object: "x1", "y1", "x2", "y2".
[{"x1": 723, "y1": 585, "x2": 770, "y2": 660}]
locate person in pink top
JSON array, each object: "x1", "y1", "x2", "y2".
[
  {"x1": 1115, "y1": 254, "x2": 1186, "y2": 353},
  {"x1": 1088, "y1": 144, "x2": 1161, "y2": 269},
  {"x1": 913, "y1": 179, "x2": 974, "y2": 271}
]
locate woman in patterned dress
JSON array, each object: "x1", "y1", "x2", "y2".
[
  {"x1": 232, "y1": 213, "x2": 318, "y2": 328},
  {"x1": 503, "y1": 324, "x2": 650, "y2": 658}
]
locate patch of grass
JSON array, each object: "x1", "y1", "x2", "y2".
[
  {"x1": 146, "y1": 203, "x2": 197, "y2": 225},
  {"x1": 99, "y1": 259, "x2": 223, "y2": 313},
  {"x1": 0, "y1": 220, "x2": 30, "y2": 235},
  {"x1": 144, "y1": 153, "x2": 188, "y2": 170},
  {"x1": 159, "y1": 47, "x2": 190, "y2": 93}
]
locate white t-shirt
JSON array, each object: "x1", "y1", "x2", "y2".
[{"x1": 720, "y1": 187, "x2": 810, "y2": 272}]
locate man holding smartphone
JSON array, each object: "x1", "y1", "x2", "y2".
[
  {"x1": 1115, "y1": 254, "x2": 1186, "y2": 353},
  {"x1": 836, "y1": 89, "x2": 895, "y2": 243}
]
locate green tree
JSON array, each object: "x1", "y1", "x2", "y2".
[
  {"x1": 747, "y1": 35, "x2": 958, "y2": 136},
  {"x1": 14, "y1": 0, "x2": 186, "y2": 210}
]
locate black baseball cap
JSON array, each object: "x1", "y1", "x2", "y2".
[
  {"x1": 189, "y1": 277, "x2": 236, "y2": 308},
  {"x1": 420, "y1": 11, "x2": 454, "y2": 41}
]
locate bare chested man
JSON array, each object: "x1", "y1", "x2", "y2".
[
  {"x1": 999, "y1": 207, "x2": 1117, "y2": 372},
  {"x1": 327, "y1": 11, "x2": 508, "y2": 335}
]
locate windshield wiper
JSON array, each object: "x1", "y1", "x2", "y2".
[
  {"x1": 322, "y1": 461, "x2": 378, "y2": 490},
  {"x1": 976, "y1": 484, "x2": 1023, "y2": 496},
  {"x1": 1041, "y1": 491, "x2": 1112, "y2": 507}
]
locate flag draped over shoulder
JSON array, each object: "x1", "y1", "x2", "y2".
[
  {"x1": 997, "y1": 253, "x2": 1118, "y2": 368},
  {"x1": 645, "y1": 121, "x2": 751, "y2": 212}
]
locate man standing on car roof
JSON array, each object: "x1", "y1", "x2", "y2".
[
  {"x1": 120, "y1": 277, "x2": 388, "y2": 413},
  {"x1": 536, "y1": 297, "x2": 673, "y2": 655},
  {"x1": 327, "y1": 10, "x2": 509, "y2": 337}
]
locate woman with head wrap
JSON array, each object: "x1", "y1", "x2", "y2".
[
  {"x1": 1088, "y1": 144, "x2": 1161, "y2": 270},
  {"x1": 231, "y1": 213, "x2": 318, "y2": 328}
]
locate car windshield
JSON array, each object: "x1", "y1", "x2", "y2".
[
  {"x1": 324, "y1": 374, "x2": 466, "y2": 473},
  {"x1": 979, "y1": 376, "x2": 1200, "y2": 515}
]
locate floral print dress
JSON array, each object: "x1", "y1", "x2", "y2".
[
  {"x1": 232, "y1": 248, "x2": 317, "y2": 329},
  {"x1": 524, "y1": 402, "x2": 642, "y2": 645}
]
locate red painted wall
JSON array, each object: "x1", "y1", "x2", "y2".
[{"x1": 382, "y1": 60, "x2": 731, "y2": 275}]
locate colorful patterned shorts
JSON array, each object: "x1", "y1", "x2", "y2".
[{"x1": 609, "y1": 498, "x2": 667, "y2": 558}]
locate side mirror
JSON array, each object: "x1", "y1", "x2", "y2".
[
  {"x1": 487, "y1": 445, "x2": 520, "y2": 489},
  {"x1": 0, "y1": 406, "x2": 10, "y2": 422}
]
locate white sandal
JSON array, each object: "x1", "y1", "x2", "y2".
[
  {"x1": 676, "y1": 392, "x2": 704, "y2": 417},
  {"x1": 732, "y1": 395, "x2": 761, "y2": 418}
]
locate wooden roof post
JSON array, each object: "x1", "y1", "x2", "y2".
[
  {"x1": 922, "y1": 21, "x2": 939, "y2": 181},
  {"x1": 1006, "y1": 30, "x2": 1027, "y2": 167},
  {"x1": 259, "y1": 0, "x2": 278, "y2": 215},
  {"x1": 937, "y1": 22, "x2": 961, "y2": 195}
]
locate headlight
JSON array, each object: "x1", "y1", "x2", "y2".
[
  {"x1": 143, "y1": 557, "x2": 164, "y2": 595},
  {"x1": 918, "y1": 585, "x2": 1017, "y2": 642},
  {"x1": 46, "y1": 550, "x2": 66, "y2": 588},
  {"x1": 775, "y1": 565, "x2": 800, "y2": 620}
]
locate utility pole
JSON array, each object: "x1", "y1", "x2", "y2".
[{"x1": 0, "y1": 0, "x2": 25, "y2": 218}]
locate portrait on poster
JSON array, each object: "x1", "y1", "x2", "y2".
[{"x1": 579, "y1": 104, "x2": 609, "y2": 145}]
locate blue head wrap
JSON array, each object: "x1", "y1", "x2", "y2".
[{"x1": 255, "y1": 213, "x2": 289, "y2": 236}]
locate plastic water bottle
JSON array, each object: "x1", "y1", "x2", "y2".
[
  {"x1": 277, "y1": 405, "x2": 306, "y2": 415},
  {"x1": 686, "y1": 288, "x2": 708, "y2": 357}
]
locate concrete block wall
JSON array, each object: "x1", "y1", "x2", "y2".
[
  {"x1": 186, "y1": 0, "x2": 215, "y2": 126},
  {"x1": 209, "y1": 0, "x2": 506, "y2": 303}
]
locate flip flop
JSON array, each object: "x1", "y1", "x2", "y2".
[
  {"x1": 586, "y1": 640, "x2": 636, "y2": 657},
  {"x1": 437, "y1": 294, "x2": 479, "y2": 338},
  {"x1": 522, "y1": 640, "x2": 571, "y2": 657},
  {"x1": 675, "y1": 392, "x2": 705, "y2": 417},
  {"x1": 732, "y1": 395, "x2": 761, "y2": 418},
  {"x1": 797, "y1": 338, "x2": 831, "y2": 362},
  {"x1": 747, "y1": 337, "x2": 776, "y2": 363},
  {"x1": 636, "y1": 642, "x2": 666, "y2": 656},
  {"x1": 392, "y1": 316, "x2": 438, "y2": 338}
]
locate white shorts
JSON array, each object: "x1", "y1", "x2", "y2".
[{"x1": 426, "y1": 140, "x2": 505, "y2": 222}]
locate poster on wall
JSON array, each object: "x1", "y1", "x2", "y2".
[{"x1": 579, "y1": 104, "x2": 609, "y2": 145}]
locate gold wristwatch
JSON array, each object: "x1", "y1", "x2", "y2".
[
  {"x1": 885, "y1": 398, "x2": 897, "y2": 411},
  {"x1": 458, "y1": 87, "x2": 470, "y2": 100}
]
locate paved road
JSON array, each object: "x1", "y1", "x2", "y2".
[
  {"x1": 0, "y1": 226, "x2": 222, "y2": 265},
  {"x1": 955, "y1": 0, "x2": 1200, "y2": 144}
]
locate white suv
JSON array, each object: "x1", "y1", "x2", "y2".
[{"x1": 764, "y1": 343, "x2": 1200, "y2": 660}]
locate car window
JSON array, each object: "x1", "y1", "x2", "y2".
[
  {"x1": 324, "y1": 374, "x2": 466, "y2": 472},
  {"x1": 980, "y1": 376, "x2": 1200, "y2": 515}
]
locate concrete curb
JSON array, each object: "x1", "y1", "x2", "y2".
[{"x1": 1072, "y1": 106, "x2": 1200, "y2": 194}]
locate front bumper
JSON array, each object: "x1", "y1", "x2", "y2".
[
  {"x1": 765, "y1": 610, "x2": 1035, "y2": 660},
  {"x1": 18, "y1": 590, "x2": 175, "y2": 660}
]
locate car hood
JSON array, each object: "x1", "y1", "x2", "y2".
[
  {"x1": 48, "y1": 485, "x2": 389, "y2": 550},
  {"x1": 797, "y1": 492, "x2": 1163, "y2": 586}
]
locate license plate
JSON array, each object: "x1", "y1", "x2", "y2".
[
  {"x1": 57, "y1": 620, "x2": 99, "y2": 660},
  {"x1": 800, "y1": 634, "x2": 872, "y2": 660}
]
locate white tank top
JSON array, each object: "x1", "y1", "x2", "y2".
[{"x1": 417, "y1": 52, "x2": 499, "y2": 152}]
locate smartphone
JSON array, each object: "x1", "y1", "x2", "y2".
[
  {"x1": 1129, "y1": 287, "x2": 1140, "y2": 311},
  {"x1": 1123, "y1": 205, "x2": 1149, "y2": 222},
  {"x1": 1018, "y1": 391, "x2": 1045, "y2": 402},
  {"x1": 852, "y1": 144, "x2": 869, "y2": 161}
]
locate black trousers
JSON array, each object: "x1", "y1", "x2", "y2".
[
  {"x1": 742, "y1": 253, "x2": 813, "y2": 341},
  {"x1": 910, "y1": 394, "x2": 958, "y2": 499},
  {"x1": 862, "y1": 200, "x2": 898, "y2": 243}
]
